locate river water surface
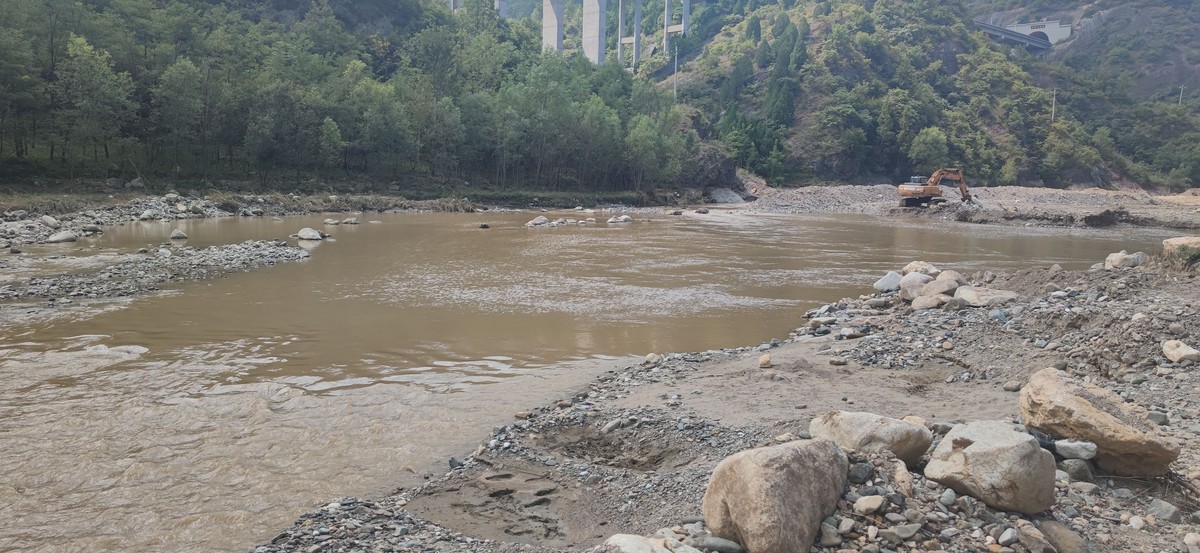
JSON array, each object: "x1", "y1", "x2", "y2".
[{"x1": 0, "y1": 210, "x2": 1177, "y2": 552}]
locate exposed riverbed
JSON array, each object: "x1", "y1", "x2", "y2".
[{"x1": 0, "y1": 210, "x2": 1182, "y2": 552}]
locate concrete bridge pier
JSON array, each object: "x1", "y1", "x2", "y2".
[
  {"x1": 542, "y1": 0, "x2": 564, "y2": 52},
  {"x1": 617, "y1": 0, "x2": 642, "y2": 67},
  {"x1": 582, "y1": 0, "x2": 607, "y2": 64},
  {"x1": 663, "y1": 0, "x2": 689, "y2": 52}
]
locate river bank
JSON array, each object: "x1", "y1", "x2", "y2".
[
  {"x1": 0, "y1": 187, "x2": 1195, "y2": 549},
  {"x1": 253, "y1": 254, "x2": 1200, "y2": 553},
  {"x1": 744, "y1": 184, "x2": 1200, "y2": 230}
]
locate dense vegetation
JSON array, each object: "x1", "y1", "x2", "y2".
[
  {"x1": 0, "y1": 0, "x2": 1196, "y2": 193},
  {"x1": 0, "y1": 0, "x2": 715, "y2": 193},
  {"x1": 677, "y1": 0, "x2": 1200, "y2": 188}
]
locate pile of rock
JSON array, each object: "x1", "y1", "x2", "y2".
[
  {"x1": 597, "y1": 368, "x2": 1195, "y2": 553},
  {"x1": 525, "y1": 215, "x2": 598, "y2": 227},
  {"x1": 874, "y1": 261, "x2": 1019, "y2": 311}
]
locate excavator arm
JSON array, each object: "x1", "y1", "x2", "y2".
[{"x1": 926, "y1": 168, "x2": 973, "y2": 203}]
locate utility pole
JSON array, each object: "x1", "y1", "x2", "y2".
[
  {"x1": 1051, "y1": 88, "x2": 1057, "y2": 122},
  {"x1": 1181, "y1": 85, "x2": 1186, "y2": 105},
  {"x1": 673, "y1": 45, "x2": 679, "y2": 100}
]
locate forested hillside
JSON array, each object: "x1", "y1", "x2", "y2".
[
  {"x1": 0, "y1": 0, "x2": 1196, "y2": 193},
  {"x1": 0, "y1": 0, "x2": 715, "y2": 193},
  {"x1": 676, "y1": 0, "x2": 1200, "y2": 189}
]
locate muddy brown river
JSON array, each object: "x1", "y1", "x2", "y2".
[{"x1": 0, "y1": 210, "x2": 1177, "y2": 552}]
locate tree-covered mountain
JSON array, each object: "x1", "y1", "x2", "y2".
[
  {"x1": 0, "y1": 0, "x2": 1196, "y2": 193},
  {"x1": 677, "y1": 0, "x2": 1200, "y2": 189},
  {"x1": 0, "y1": 0, "x2": 714, "y2": 194}
]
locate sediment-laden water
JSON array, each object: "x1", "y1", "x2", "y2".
[{"x1": 0, "y1": 210, "x2": 1176, "y2": 552}]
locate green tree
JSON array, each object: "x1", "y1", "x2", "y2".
[
  {"x1": 318, "y1": 117, "x2": 346, "y2": 170},
  {"x1": 0, "y1": 26, "x2": 41, "y2": 158},
  {"x1": 53, "y1": 35, "x2": 135, "y2": 167},
  {"x1": 908, "y1": 126, "x2": 950, "y2": 170},
  {"x1": 745, "y1": 17, "x2": 761, "y2": 43},
  {"x1": 153, "y1": 57, "x2": 203, "y2": 171}
]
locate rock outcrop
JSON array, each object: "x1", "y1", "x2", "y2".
[
  {"x1": 1019, "y1": 368, "x2": 1180, "y2": 476},
  {"x1": 702, "y1": 439, "x2": 847, "y2": 553}
]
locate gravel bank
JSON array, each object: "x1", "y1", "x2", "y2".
[
  {"x1": 253, "y1": 255, "x2": 1200, "y2": 553},
  {"x1": 0, "y1": 239, "x2": 309, "y2": 303},
  {"x1": 745, "y1": 185, "x2": 1200, "y2": 230}
]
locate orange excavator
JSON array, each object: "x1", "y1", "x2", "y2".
[{"x1": 898, "y1": 168, "x2": 975, "y2": 207}]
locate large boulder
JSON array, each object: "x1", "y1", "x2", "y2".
[
  {"x1": 920, "y1": 279, "x2": 960, "y2": 297},
  {"x1": 873, "y1": 271, "x2": 902, "y2": 292},
  {"x1": 296, "y1": 227, "x2": 324, "y2": 241},
  {"x1": 899, "y1": 272, "x2": 934, "y2": 290},
  {"x1": 39, "y1": 215, "x2": 61, "y2": 229},
  {"x1": 901, "y1": 261, "x2": 940, "y2": 277},
  {"x1": 809, "y1": 411, "x2": 932, "y2": 466},
  {"x1": 526, "y1": 215, "x2": 550, "y2": 227},
  {"x1": 702, "y1": 439, "x2": 847, "y2": 553},
  {"x1": 1104, "y1": 250, "x2": 1148, "y2": 269},
  {"x1": 924, "y1": 420, "x2": 1056, "y2": 514},
  {"x1": 953, "y1": 286, "x2": 1019, "y2": 307},
  {"x1": 1163, "y1": 340, "x2": 1200, "y2": 363},
  {"x1": 911, "y1": 295, "x2": 947, "y2": 310},
  {"x1": 45, "y1": 230, "x2": 78, "y2": 243},
  {"x1": 169, "y1": 229, "x2": 188, "y2": 240},
  {"x1": 936, "y1": 270, "x2": 966, "y2": 284},
  {"x1": 1163, "y1": 236, "x2": 1200, "y2": 256},
  {"x1": 1019, "y1": 368, "x2": 1180, "y2": 476}
]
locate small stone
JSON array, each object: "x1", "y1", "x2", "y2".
[
  {"x1": 1148, "y1": 498, "x2": 1182, "y2": 523},
  {"x1": 848, "y1": 463, "x2": 875, "y2": 484},
  {"x1": 687, "y1": 536, "x2": 743, "y2": 553},
  {"x1": 1148, "y1": 411, "x2": 1169, "y2": 426},
  {"x1": 1054, "y1": 440, "x2": 1098, "y2": 460},
  {"x1": 853, "y1": 495, "x2": 886, "y2": 514},
  {"x1": 1163, "y1": 340, "x2": 1200, "y2": 363},
  {"x1": 939, "y1": 488, "x2": 956, "y2": 506},
  {"x1": 1129, "y1": 516, "x2": 1145, "y2": 530},
  {"x1": 758, "y1": 354, "x2": 772, "y2": 368},
  {"x1": 1058, "y1": 459, "x2": 1094, "y2": 482},
  {"x1": 820, "y1": 522, "x2": 842, "y2": 546},
  {"x1": 169, "y1": 229, "x2": 188, "y2": 240},
  {"x1": 45, "y1": 230, "x2": 79, "y2": 243},
  {"x1": 998, "y1": 528, "x2": 1018, "y2": 546},
  {"x1": 893, "y1": 523, "x2": 922, "y2": 540},
  {"x1": 1002, "y1": 380, "x2": 1023, "y2": 392}
]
